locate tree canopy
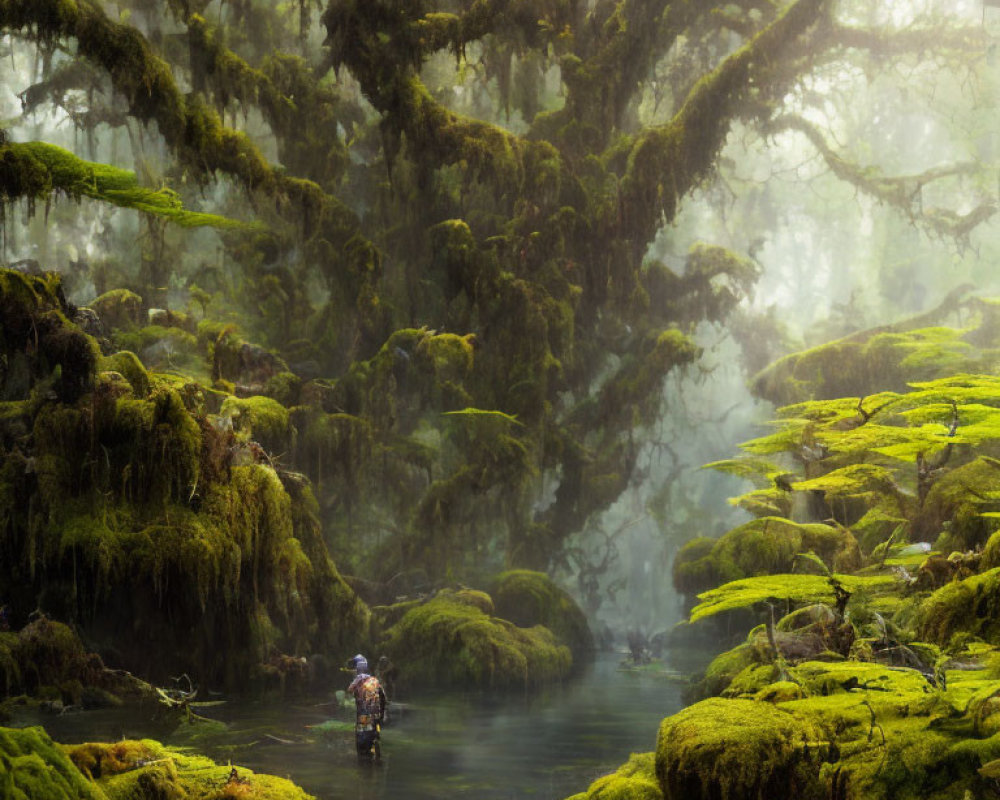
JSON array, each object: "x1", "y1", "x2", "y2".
[{"x1": 0, "y1": 0, "x2": 995, "y2": 601}]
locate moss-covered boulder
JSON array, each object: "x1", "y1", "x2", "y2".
[
  {"x1": 655, "y1": 698, "x2": 830, "y2": 800},
  {"x1": 88, "y1": 288, "x2": 144, "y2": 332},
  {"x1": 220, "y1": 394, "x2": 295, "y2": 457},
  {"x1": 752, "y1": 326, "x2": 983, "y2": 406},
  {"x1": 672, "y1": 537, "x2": 717, "y2": 597},
  {"x1": 0, "y1": 728, "x2": 316, "y2": 800},
  {"x1": 917, "y1": 567, "x2": 1000, "y2": 646},
  {"x1": 0, "y1": 617, "x2": 153, "y2": 708},
  {"x1": 565, "y1": 752, "x2": 663, "y2": 800},
  {"x1": 491, "y1": 569, "x2": 593, "y2": 657},
  {"x1": 694, "y1": 641, "x2": 768, "y2": 699},
  {"x1": 379, "y1": 588, "x2": 572, "y2": 689},
  {"x1": 672, "y1": 518, "x2": 860, "y2": 599},
  {"x1": 0, "y1": 726, "x2": 104, "y2": 800},
  {"x1": 66, "y1": 737, "x2": 315, "y2": 799},
  {"x1": 917, "y1": 458, "x2": 1000, "y2": 549},
  {"x1": 98, "y1": 351, "x2": 151, "y2": 398}
]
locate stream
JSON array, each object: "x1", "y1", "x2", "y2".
[{"x1": 13, "y1": 651, "x2": 703, "y2": 799}]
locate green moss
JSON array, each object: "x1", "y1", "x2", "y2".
[
  {"x1": 89, "y1": 289, "x2": 143, "y2": 332},
  {"x1": 0, "y1": 726, "x2": 105, "y2": 800},
  {"x1": 919, "y1": 458, "x2": 1000, "y2": 551},
  {"x1": 0, "y1": 141, "x2": 246, "y2": 229},
  {"x1": 99, "y1": 351, "x2": 150, "y2": 397},
  {"x1": 380, "y1": 589, "x2": 572, "y2": 689},
  {"x1": 491, "y1": 569, "x2": 593, "y2": 657},
  {"x1": 572, "y1": 752, "x2": 663, "y2": 800},
  {"x1": 63, "y1": 737, "x2": 315, "y2": 800},
  {"x1": 112, "y1": 326, "x2": 200, "y2": 374},
  {"x1": 655, "y1": 697, "x2": 829, "y2": 800},
  {"x1": 220, "y1": 395, "x2": 294, "y2": 456},
  {"x1": 689, "y1": 573, "x2": 899, "y2": 624},
  {"x1": 917, "y1": 567, "x2": 1000, "y2": 646},
  {"x1": 682, "y1": 517, "x2": 860, "y2": 590},
  {"x1": 672, "y1": 537, "x2": 718, "y2": 596},
  {"x1": 698, "y1": 642, "x2": 767, "y2": 698},
  {"x1": 752, "y1": 326, "x2": 983, "y2": 406}
]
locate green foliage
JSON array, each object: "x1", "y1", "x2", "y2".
[
  {"x1": 671, "y1": 517, "x2": 860, "y2": 598},
  {"x1": 753, "y1": 326, "x2": 987, "y2": 406},
  {"x1": 689, "y1": 573, "x2": 899, "y2": 623}
]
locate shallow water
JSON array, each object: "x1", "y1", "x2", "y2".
[{"x1": 20, "y1": 652, "x2": 700, "y2": 800}]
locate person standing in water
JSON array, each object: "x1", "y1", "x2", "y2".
[{"x1": 346, "y1": 653, "x2": 386, "y2": 761}]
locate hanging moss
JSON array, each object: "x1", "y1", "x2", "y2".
[{"x1": 0, "y1": 141, "x2": 246, "y2": 229}]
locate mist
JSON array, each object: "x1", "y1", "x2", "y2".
[{"x1": 3, "y1": 1, "x2": 1000, "y2": 798}]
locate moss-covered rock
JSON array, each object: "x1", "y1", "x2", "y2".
[
  {"x1": 917, "y1": 567, "x2": 1000, "y2": 646},
  {"x1": 0, "y1": 728, "x2": 316, "y2": 800},
  {"x1": 655, "y1": 697, "x2": 830, "y2": 800},
  {"x1": 219, "y1": 394, "x2": 295, "y2": 457},
  {"x1": 565, "y1": 752, "x2": 663, "y2": 800},
  {"x1": 0, "y1": 726, "x2": 104, "y2": 800},
  {"x1": 752, "y1": 326, "x2": 984, "y2": 406},
  {"x1": 379, "y1": 588, "x2": 572, "y2": 689},
  {"x1": 671, "y1": 537, "x2": 717, "y2": 598},
  {"x1": 491, "y1": 569, "x2": 593, "y2": 657},
  {"x1": 917, "y1": 458, "x2": 1000, "y2": 549},
  {"x1": 673, "y1": 518, "x2": 860, "y2": 596},
  {"x1": 67, "y1": 737, "x2": 315, "y2": 799},
  {"x1": 98, "y1": 351, "x2": 151, "y2": 398},
  {"x1": 88, "y1": 289, "x2": 144, "y2": 332}
]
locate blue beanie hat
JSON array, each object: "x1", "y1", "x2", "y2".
[{"x1": 350, "y1": 653, "x2": 369, "y2": 673}]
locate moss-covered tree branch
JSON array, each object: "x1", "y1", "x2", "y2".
[
  {"x1": 0, "y1": 140, "x2": 246, "y2": 229},
  {"x1": 0, "y1": 0, "x2": 360, "y2": 240},
  {"x1": 766, "y1": 113, "x2": 997, "y2": 241},
  {"x1": 619, "y1": 0, "x2": 831, "y2": 251}
]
